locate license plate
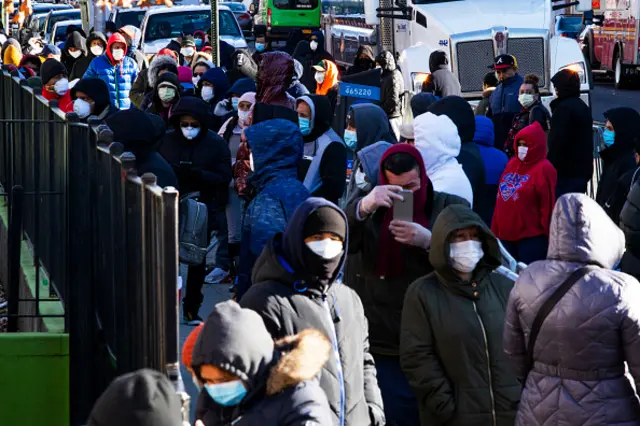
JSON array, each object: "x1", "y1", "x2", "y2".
[{"x1": 302, "y1": 29, "x2": 312, "y2": 34}]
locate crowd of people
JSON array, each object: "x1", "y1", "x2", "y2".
[{"x1": 5, "y1": 21, "x2": 640, "y2": 426}]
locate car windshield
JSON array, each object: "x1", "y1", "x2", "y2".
[
  {"x1": 558, "y1": 17, "x2": 583, "y2": 33},
  {"x1": 47, "y1": 11, "x2": 80, "y2": 34},
  {"x1": 54, "y1": 24, "x2": 77, "y2": 43},
  {"x1": 115, "y1": 10, "x2": 147, "y2": 29},
  {"x1": 144, "y1": 10, "x2": 241, "y2": 42},
  {"x1": 274, "y1": 0, "x2": 318, "y2": 10},
  {"x1": 222, "y1": 2, "x2": 246, "y2": 12}
]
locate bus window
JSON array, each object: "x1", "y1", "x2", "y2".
[{"x1": 274, "y1": 0, "x2": 318, "y2": 10}]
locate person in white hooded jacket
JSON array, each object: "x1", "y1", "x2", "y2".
[{"x1": 414, "y1": 112, "x2": 474, "y2": 206}]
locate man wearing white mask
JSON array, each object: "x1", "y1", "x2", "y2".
[
  {"x1": 70, "y1": 77, "x2": 116, "y2": 122},
  {"x1": 40, "y1": 58, "x2": 74, "y2": 113},
  {"x1": 180, "y1": 36, "x2": 197, "y2": 67},
  {"x1": 400, "y1": 203, "x2": 520, "y2": 426}
]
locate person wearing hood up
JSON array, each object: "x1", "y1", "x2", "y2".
[
  {"x1": 428, "y1": 50, "x2": 461, "y2": 98},
  {"x1": 159, "y1": 97, "x2": 232, "y2": 324},
  {"x1": 83, "y1": 32, "x2": 138, "y2": 110},
  {"x1": 351, "y1": 141, "x2": 393, "y2": 198},
  {"x1": 547, "y1": 68, "x2": 593, "y2": 197},
  {"x1": 235, "y1": 115, "x2": 310, "y2": 301},
  {"x1": 70, "y1": 31, "x2": 107, "y2": 81},
  {"x1": 346, "y1": 45, "x2": 376, "y2": 75},
  {"x1": 61, "y1": 31, "x2": 86, "y2": 76},
  {"x1": 1, "y1": 38, "x2": 20, "y2": 62},
  {"x1": 214, "y1": 77, "x2": 256, "y2": 123},
  {"x1": 311, "y1": 59, "x2": 339, "y2": 110},
  {"x1": 142, "y1": 71, "x2": 180, "y2": 125},
  {"x1": 487, "y1": 54, "x2": 524, "y2": 149},
  {"x1": 376, "y1": 50, "x2": 405, "y2": 140},
  {"x1": 180, "y1": 36, "x2": 197, "y2": 67},
  {"x1": 414, "y1": 111, "x2": 474, "y2": 206},
  {"x1": 619, "y1": 179, "x2": 640, "y2": 280},
  {"x1": 293, "y1": 40, "x2": 316, "y2": 93},
  {"x1": 192, "y1": 300, "x2": 333, "y2": 425},
  {"x1": 241, "y1": 197, "x2": 386, "y2": 426},
  {"x1": 3, "y1": 42, "x2": 21, "y2": 66},
  {"x1": 191, "y1": 51, "x2": 213, "y2": 75},
  {"x1": 19, "y1": 54, "x2": 41, "y2": 76},
  {"x1": 130, "y1": 50, "x2": 178, "y2": 109},
  {"x1": 296, "y1": 95, "x2": 347, "y2": 205},
  {"x1": 595, "y1": 107, "x2": 640, "y2": 220},
  {"x1": 106, "y1": 108, "x2": 178, "y2": 189},
  {"x1": 287, "y1": 59, "x2": 310, "y2": 99},
  {"x1": 410, "y1": 92, "x2": 438, "y2": 118},
  {"x1": 401, "y1": 203, "x2": 519, "y2": 426},
  {"x1": 256, "y1": 51, "x2": 297, "y2": 109},
  {"x1": 193, "y1": 30, "x2": 206, "y2": 51},
  {"x1": 472, "y1": 116, "x2": 508, "y2": 225},
  {"x1": 40, "y1": 59, "x2": 73, "y2": 113},
  {"x1": 504, "y1": 193, "x2": 640, "y2": 426},
  {"x1": 86, "y1": 369, "x2": 184, "y2": 426},
  {"x1": 492, "y1": 122, "x2": 557, "y2": 263},
  {"x1": 70, "y1": 77, "x2": 117, "y2": 123},
  {"x1": 198, "y1": 67, "x2": 231, "y2": 131},
  {"x1": 345, "y1": 144, "x2": 468, "y2": 426},
  {"x1": 119, "y1": 25, "x2": 148, "y2": 72},
  {"x1": 474, "y1": 71, "x2": 498, "y2": 116}
]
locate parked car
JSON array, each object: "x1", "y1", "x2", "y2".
[
  {"x1": 20, "y1": 3, "x2": 72, "y2": 44},
  {"x1": 42, "y1": 9, "x2": 81, "y2": 40},
  {"x1": 221, "y1": 2, "x2": 252, "y2": 36},
  {"x1": 49, "y1": 19, "x2": 82, "y2": 45},
  {"x1": 139, "y1": 5, "x2": 248, "y2": 55},
  {"x1": 108, "y1": 6, "x2": 160, "y2": 30}
]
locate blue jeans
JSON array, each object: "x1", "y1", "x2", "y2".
[
  {"x1": 373, "y1": 354, "x2": 419, "y2": 426},
  {"x1": 502, "y1": 235, "x2": 548, "y2": 264}
]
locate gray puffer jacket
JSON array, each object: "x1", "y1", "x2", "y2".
[{"x1": 504, "y1": 193, "x2": 640, "y2": 426}]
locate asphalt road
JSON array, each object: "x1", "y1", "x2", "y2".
[{"x1": 591, "y1": 80, "x2": 640, "y2": 123}]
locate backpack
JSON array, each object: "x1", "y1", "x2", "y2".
[{"x1": 178, "y1": 193, "x2": 209, "y2": 265}]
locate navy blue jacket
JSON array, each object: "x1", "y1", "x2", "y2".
[{"x1": 488, "y1": 73, "x2": 523, "y2": 149}]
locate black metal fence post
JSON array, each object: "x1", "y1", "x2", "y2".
[{"x1": 7, "y1": 185, "x2": 24, "y2": 332}]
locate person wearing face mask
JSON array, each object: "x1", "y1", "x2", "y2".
[
  {"x1": 83, "y1": 32, "x2": 139, "y2": 110},
  {"x1": 191, "y1": 300, "x2": 333, "y2": 425},
  {"x1": 119, "y1": 25, "x2": 148, "y2": 72},
  {"x1": 504, "y1": 74, "x2": 550, "y2": 157},
  {"x1": 351, "y1": 141, "x2": 393, "y2": 198},
  {"x1": 241, "y1": 197, "x2": 386, "y2": 426},
  {"x1": 190, "y1": 51, "x2": 214, "y2": 86},
  {"x1": 40, "y1": 58, "x2": 73, "y2": 113},
  {"x1": 159, "y1": 97, "x2": 232, "y2": 324},
  {"x1": 193, "y1": 30, "x2": 206, "y2": 51},
  {"x1": 70, "y1": 77, "x2": 115, "y2": 123},
  {"x1": 180, "y1": 36, "x2": 197, "y2": 67},
  {"x1": 296, "y1": 95, "x2": 346, "y2": 205},
  {"x1": 311, "y1": 60, "x2": 339, "y2": 111},
  {"x1": 492, "y1": 122, "x2": 556, "y2": 263},
  {"x1": 70, "y1": 32, "x2": 107, "y2": 81},
  {"x1": 595, "y1": 107, "x2": 640, "y2": 220},
  {"x1": 346, "y1": 144, "x2": 468, "y2": 426},
  {"x1": 214, "y1": 77, "x2": 256, "y2": 123},
  {"x1": 401, "y1": 203, "x2": 520, "y2": 426},
  {"x1": 346, "y1": 45, "x2": 376, "y2": 76},
  {"x1": 308, "y1": 31, "x2": 334, "y2": 67},
  {"x1": 61, "y1": 31, "x2": 87, "y2": 77},
  {"x1": 129, "y1": 50, "x2": 178, "y2": 109},
  {"x1": 251, "y1": 26, "x2": 271, "y2": 65},
  {"x1": 198, "y1": 66, "x2": 231, "y2": 131},
  {"x1": 142, "y1": 72, "x2": 180, "y2": 125}
]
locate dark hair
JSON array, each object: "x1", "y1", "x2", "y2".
[
  {"x1": 382, "y1": 152, "x2": 419, "y2": 175},
  {"x1": 522, "y1": 74, "x2": 541, "y2": 94},
  {"x1": 483, "y1": 71, "x2": 498, "y2": 88},
  {"x1": 421, "y1": 74, "x2": 435, "y2": 93}
]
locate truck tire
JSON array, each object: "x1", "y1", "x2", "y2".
[{"x1": 614, "y1": 53, "x2": 630, "y2": 90}]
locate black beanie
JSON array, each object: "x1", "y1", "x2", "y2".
[
  {"x1": 86, "y1": 369, "x2": 182, "y2": 426},
  {"x1": 303, "y1": 206, "x2": 347, "y2": 240},
  {"x1": 40, "y1": 59, "x2": 67, "y2": 85}
]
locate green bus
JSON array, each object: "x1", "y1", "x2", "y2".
[{"x1": 253, "y1": 0, "x2": 321, "y2": 40}]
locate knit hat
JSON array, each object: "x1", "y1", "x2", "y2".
[
  {"x1": 176, "y1": 66, "x2": 192, "y2": 84},
  {"x1": 40, "y1": 59, "x2": 67, "y2": 85},
  {"x1": 182, "y1": 323, "x2": 204, "y2": 370},
  {"x1": 86, "y1": 369, "x2": 182, "y2": 426},
  {"x1": 303, "y1": 206, "x2": 347, "y2": 240}
]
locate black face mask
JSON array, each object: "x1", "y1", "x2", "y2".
[{"x1": 301, "y1": 245, "x2": 343, "y2": 290}]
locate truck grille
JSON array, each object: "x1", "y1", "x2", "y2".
[{"x1": 455, "y1": 37, "x2": 545, "y2": 93}]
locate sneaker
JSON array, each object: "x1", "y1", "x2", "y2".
[
  {"x1": 205, "y1": 268, "x2": 230, "y2": 284},
  {"x1": 183, "y1": 312, "x2": 203, "y2": 326}
]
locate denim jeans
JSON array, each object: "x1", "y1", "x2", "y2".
[{"x1": 373, "y1": 354, "x2": 420, "y2": 426}]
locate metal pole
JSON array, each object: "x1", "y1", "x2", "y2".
[
  {"x1": 7, "y1": 185, "x2": 24, "y2": 332},
  {"x1": 210, "y1": 0, "x2": 220, "y2": 67}
]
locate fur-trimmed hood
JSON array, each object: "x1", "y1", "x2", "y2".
[{"x1": 148, "y1": 54, "x2": 178, "y2": 89}]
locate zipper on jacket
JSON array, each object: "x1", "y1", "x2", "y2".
[
  {"x1": 322, "y1": 293, "x2": 346, "y2": 426},
  {"x1": 473, "y1": 301, "x2": 497, "y2": 426}
]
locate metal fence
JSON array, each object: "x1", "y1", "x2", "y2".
[{"x1": 0, "y1": 71, "x2": 180, "y2": 425}]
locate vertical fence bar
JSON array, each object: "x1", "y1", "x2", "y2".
[
  {"x1": 142, "y1": 173, "x2": 161, "y2": 371},
  {"x1": 162, "y1": 187, "x2": 180, "y2": 382},
  {"x1": 7, "y1": 185, "x2": 23, "y2": 332}
]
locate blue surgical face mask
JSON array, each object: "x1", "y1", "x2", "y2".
[
  {"x1": 255, "y1": 43, "x2": 265, "y2": 52},
  {"x1": 195, "y1": 39, "x2": 203, "y2": 48},
  {"x1": 299, "y1": 117, "x2": 311, "y2": 136},
  {"x1": 344, "y1": 129, "x2": 357, "y2": 151},
  {"x1": 204, "y1": 380, "x2": 247, "y2": 406},
  {"x1": 603, "y1": 129, "x2": 615, "y2": 147},
  {"x1": 232, "y1": 97, "x2": 239, "y2": 111}
]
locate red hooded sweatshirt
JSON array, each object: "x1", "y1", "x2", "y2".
[{"x1": 491, "y1": 121, "x2": 557, "y2": 242}]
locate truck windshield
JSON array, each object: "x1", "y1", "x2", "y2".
[
  {"x1": 144, "y1": 10, "x2": 241, "y2": 42},
  {"x1": 116, "y1": 10, "x2": 147, "y2": 29}
]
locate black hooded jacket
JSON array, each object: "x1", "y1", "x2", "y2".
[
  {"x1": 411, "y1": 92, "x2": 438, "y2": 118},
  {"x1": 240, "y1": 198, "x2": 385, "y2": 426},
  {"x1": 346, "y1": 45, "x2": 375, "y2": 76},
  {"x1": 192, "y1": 300, "x2": 333, "y2": 426},
  {"x1": 620, "y1": 179, "x2": 640, "y2": 280},
  {"x1": 548, "y1": 69, "x2": 593, "y2": 180},
  {"x1": 428, "y1": 51, "x2": 461, "y2": 98},
  {"x1": 141, "y1": 71, "x2": 180, "y2": 124},
  {"x1": 376, "y1": 50, "x2": 404, "y2": 118},
  {"x1": 61, "y1": 31, "x2": 87, "y2": 75},
  {"x1": 294, "y1": 32, "x2": 334, "y2": 93},
  {"x1": 106, "y1": 109, "x2": 178, "y2": 189},
  {"x1": 70, "y1": 32, "x2": 106, "y2": 81},
  {"x1": 596, "y1": 107, "x2": 640, "y2": 219},
  {"x1": 428, "y1": 96, "x2": 487, "y2": 213},
  {"x1": 159, "y1": 97, "x2": 232, "y2": 209},
  {"x1": 71, "y1": 77, "x2": 117, "y2": 122}
]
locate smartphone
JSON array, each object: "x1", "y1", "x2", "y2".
[{"x1": 393, "y1": 190, "x2": 414, "y2": 222}]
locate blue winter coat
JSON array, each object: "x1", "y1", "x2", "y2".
[{"x1": 84, "y1": 55, "x2": 138, "y2": 110}]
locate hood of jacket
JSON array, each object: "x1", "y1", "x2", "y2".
[
  {"x1": 357, "y1": 141, "x2": 392, "y2": 186},
  {"x1": 169, "y1": 96, "x2": 213, "y2": 133},
  {"x1": 350, "y1": 103, "x2": 396, "y2": 151},
  {"x1": 191, "y1": 51, "x2": 213, "y2": 70},
  {"x1": 603, "y1": 107, "x2": 640, "y2": 154},
  {"x1": 65, "y1": 31, "x2": 87, "y2": 54},
  {"x1": 106, "y1": 108, "x2": 166, "y2": 156},
  {"x1": 310, "y1": 30, "x2": 326, "y2": 53},
  {"x1": 297, "y1": 94, "x2": 332, "y2": 142},
  {"x1": 72, "y1": 77, "x2": 111, "y2": 113},
  {"x1": 315, "y1": 59, "x2": 339, "y2": 95},
  {"x1": 547, "y1": 193, "x2": 624, "y2": 268},
  {"x1": 85, "y1": 32, "x2": 107, "y2": 58},
  {"x1": 473, "y1": 115, "x2": 495, "y2": 147},
  {"x1": 410, "y1": 92, "x2": 437, "y2": 118},
  {"x1": 428, "y1": 50, "x2": 448, "y2": 74},
  {"x1": 356, "y1": 44, "x2": 375, "y2": 62},
  {"x1": 376, "y1": 50, "x2": 396, "y2": 72},
  {"x1": 148, "y1": 54, "x2": 178, "y2": 89},
  {"x1": 227, "y1": 77, "x2": 257, "y2": 97},
  {"x1": 245, "y1": 118, "x2": 303, "y2": 190},
  {"x1": 1, "y1": 38, "x2": 20, "y2": 62},
  {"x1": 153, "y1": 71, "x2": 180, "y2": 105},
  {"x1": 3, "y1": 44, "x2": 21, "y2": 66},
  {"x1": 414, "y1": 112, "x2": 461, "y2": 172},
  {"x1": 427, "y1": 95, "x2": 476, "y2": 142},
  {"x1": 551, "y1": 68, "x2": 580, "y2": 99},
  {"x1": 105, "y1": 32, "x2": 128, "y2": 65},
  {"x1": 429, "y1": 203, "x2": 502, "y2": 283},
  {"x1": 121, "y1": 25, "x2": 141, "y2": 50},
  {"x1": 199, "y1": 67, "x2": 230, "y2": 105},
  {"x1": 257, "y1": 51, "x2": 294, "y2": 104},
  {"x1": 512, "y1": 121, "x2": 546, "y2": 166}
]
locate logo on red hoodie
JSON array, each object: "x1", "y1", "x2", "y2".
[{"x1": 499, "y1": 173, "x2": 530, "y2": 201}]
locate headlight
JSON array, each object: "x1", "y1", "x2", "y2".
[
  {"x1": 411, "y1": 72, "x2": 429, "y2": 93},
  {"x1": 560, "y1": 61, "x2": 587, "y2": 84}
]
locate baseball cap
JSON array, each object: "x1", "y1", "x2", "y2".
[
  {"x1": 40, "y1": 44, "x2": 61, "y2": 57},
  {"x1": 490, "y1": 54, "x2": 517, "y2": 70},
  {"x1": 312, "y1": 61, "x2": 327, "y2": 72}
]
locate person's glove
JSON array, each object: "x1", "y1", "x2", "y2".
[
  {"x1": 359, "y1": 185, "x2": 404, "y2": 216},
  {"x1": 389, "y1": 220, "x2": 432, "y2": 249}
]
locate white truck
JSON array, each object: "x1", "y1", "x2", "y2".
[{"x1": 323, "y1": 0, "x2": 594, "y2": 109}]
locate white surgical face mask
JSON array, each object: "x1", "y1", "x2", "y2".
[
  {"x1": 111, "y1": 48, "x2": 124, "y2": 61},
  {"x1": 192, "y1": 75, "x2": 200, "y2": 86},
  {"x1": 201, "y1": 86, "x2": 214, "y2": 102},
  {"x1": 310, "y1": 40, "x2": 318, "y2": 51},
  {"x1": 355, "y1": 168, "x2": 370, "y2": 190},
  {"x1": 68, "y1": 49, "x2": 82, "y2": 58},
  {"x1": 238, "y1": 109, "x2": 250, "y2": 126},
  {"x1": 517, "y1": 146, "x2": 529, "y2": 161},
  {"x1": 449, "y1": 240, "x2": 484, "y2": 273},
  {"x1": 518, "y1": 93, "x2": 536, "y2": 108},
  {"x1": 73, "y1": 99, "x2": 91, "y2": 118},
  {"x1": 306, "y1": 239, "x2": 343, "y2": 259},
  {"x1": 181, "y1": 47, "x2": 195, "y2": 57},
  {"x1": 181, "y1": 126, "x2": 200, "y2": 140},
  {"x1": 158, "y1": 86, "x2": 176, "y2": 102},
  {"x1": 90, "y1": 45, "x2": 104, "y2": 56},
  {"x1": 315, "y1": 71, "x2": 325, "y2": 84},
  {"x1": 54, "y1": 78, "x2": 69, "y2": 95},
  {"x1": 249, "y1": 152, "x2": 254, "y2": 171}
]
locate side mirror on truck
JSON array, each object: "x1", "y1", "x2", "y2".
[
  {"x1": 364, "y1": 0, "x2": 380, "y2": 25},
  {"x1": 576, "y1": 0, "x2": 593, "y2": 12}
]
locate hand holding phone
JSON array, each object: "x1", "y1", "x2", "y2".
[{"x1": 393, "y1": 189, "x2": 414, "y2": 222}]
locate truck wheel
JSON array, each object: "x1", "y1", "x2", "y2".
[{"x1": 614, "y1": 54, "x2": 630, "y2": 90}]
